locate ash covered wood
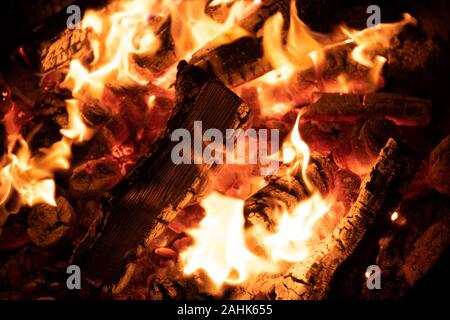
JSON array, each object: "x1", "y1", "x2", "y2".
[{"x1": 77, "y1": 61, "x2": 250, "y2": 292}]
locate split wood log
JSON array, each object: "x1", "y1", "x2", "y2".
[
  {"x1": 76, "y1": 61, "x2": 250, "y2": 293},
  {"x1": 39, "y1": 28, "x2": 93, "y2": 73},
  {"x1": 302, "y1": 92, "x2": 432, "y2": 127},
  {"x1": 188, "y1": 0, "x2": 290, "y2": 87},
  {"x1": 232, "y1": 138, "x2": 419, "y2": 299}
]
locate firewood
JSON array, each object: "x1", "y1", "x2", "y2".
[
  {"x1": 76, "y1": 61, "x2": 250, "y2": 293},
  {"x1": 27, "y1": 196, "x2": 75, "y2": 249},
  {"x1": 302, "y1": 92, "x2": 432, "y2": 127},
  {"x1": 39, "y1": 28, "x2": 93, "y2": 73},
  {"x1": 233, "y1": 138, "x2": 419, "y2": 299},
  {"x1": 134, "y1": 0, "x2": 289, "y2": 84},
  {"x1": 244, "y1": 153, "x2": 335, "y2": 233},
  {"x1": 189, "y1": 0, "x2": 290, "y2": 87}
]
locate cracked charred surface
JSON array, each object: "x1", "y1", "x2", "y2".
[{"x1": 232, "y1": 138, "x2": 419, "y2": 299}]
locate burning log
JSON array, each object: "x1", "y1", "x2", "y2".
[
  {"x1": 40, "y1": 28, "x2": 93, "y2": 73},
  {"x1": 189, "y1": 0, "x2": 290, "y2": 87},
  {"x1": 233, "y1": 138, "x2": 419, "y2": 299},
  {"x1": 244, "y1": 153, "x2": 334, "y2": 233},
  {"x1": 77, "y1": 61, "x2": 250, "y2": 292},
  {"x1": 302, "y1": 92, "x2": 432, "y2": 127},
  {"x1": 131, "y1": 0, "x2": 290, "y2": 84},
  {"x1": 27, "y1": 196, "x2": 75, "y2": 249}
]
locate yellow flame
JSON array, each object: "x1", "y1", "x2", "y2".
[
  {"x1": 62, "y1": 0, "x2": 258, "y2": 100},
  {"x1": 60, "y1": 99, "x2": 94, "y2": 143},
  {"x1": 181, "y1": 113, "x2": 332, "y2": 289},
  {"x1": 0, "y1": 136, "x2": 71, "y2": 209},
  {"x1": 253, "y1": 1, "x2": 416, "y2": 117},
  {"x1": 181, "y1": 192, "x2": 272, "y2": 289},
  {"x1": 262, "y1": 0, "x2": 325, "y2": 79},
  {"x1": 342, "y1": 13, "x2": 417, "y2": 89}
]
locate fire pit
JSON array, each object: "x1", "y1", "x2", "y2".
[{"x1": 0, "y1": 0, "x2": 449, "y2": 301}]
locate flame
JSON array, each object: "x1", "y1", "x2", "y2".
[
  {"x1": 61, "y1": 0, "x2": 163, "y2": 99},
  {"x1": 0, "y1": 98, "x2": 92, "y2": 228},
  {"x1": 181, "y1": 113, "x2": 332, "y2": 289},
  {"x1": 0, "y1": 137, "x2": 71, "y2": 210},
  {"x1": 249, "y1": 1, "x2": 415, "y2": 117},
  {"x1": 263, "y1": 1, "x2": 325, "y2": 78},
  {"x1": 60, "y1": 99, "x2": 94, "y2": 142},
  {"x1": 170, "y1": 0, "x2": 254, "y2": 60},
  {"x1": 181, "y1": 192, "x2": 272, "y2": 289},
  {"x1": 341, "y1": 13, "x2": 417, "y2": 89},
  {"x1": 62, "y1": 0, "x2": 258, "y2": 100}
]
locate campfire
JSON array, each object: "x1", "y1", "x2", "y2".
[{"x1": 0, "y1": 0, "x2": 449, "y2": 301}]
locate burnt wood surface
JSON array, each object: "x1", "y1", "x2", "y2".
[
  {"x1": 77, "y1": 61, "x2": 250, "y2": 292},
  {"x1": 232, "y1": 138, "x2": 419, "y2": 299},
  {"x1": 190, "y1": 0, "x2": 290, "y2": 87}
]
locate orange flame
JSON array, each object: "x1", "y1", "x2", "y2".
[
  {"x1": 181, "y1": 113, "x2": 332, "y2": 290},
  {"x1": 251, "y1": 1, "x2": 415, "y2": 117}
]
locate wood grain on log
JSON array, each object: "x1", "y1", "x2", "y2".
[
  {"x1": 77, "y1": 61, "x2": 250, "y2": 293},
  {"x1": 189, "y1": 0, "x2": 290, "y2": 87}
]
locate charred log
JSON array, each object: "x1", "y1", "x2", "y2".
[
  {"x1": 189, "y1": 0, "x2": 290, "y2": 87},
  {"x1": 302, "y1": 92, "x2": 432, "y2": 127},
  {"x1": 244, "y1": 153, "x2": 335, "y2": 233},
  {"x1": 233, "y1": 138, "x2": 419, "y2": 299},
  {"x1": 40, "y1": 28, "x2": 93, "y2": 74},
  {"x1": 76, "y1": 61, "x2": 250, "y2": 292}
]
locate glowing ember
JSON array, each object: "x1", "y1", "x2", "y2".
[{"x1": 391, "y1": 211, "x2": 399, "y2": 221}]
